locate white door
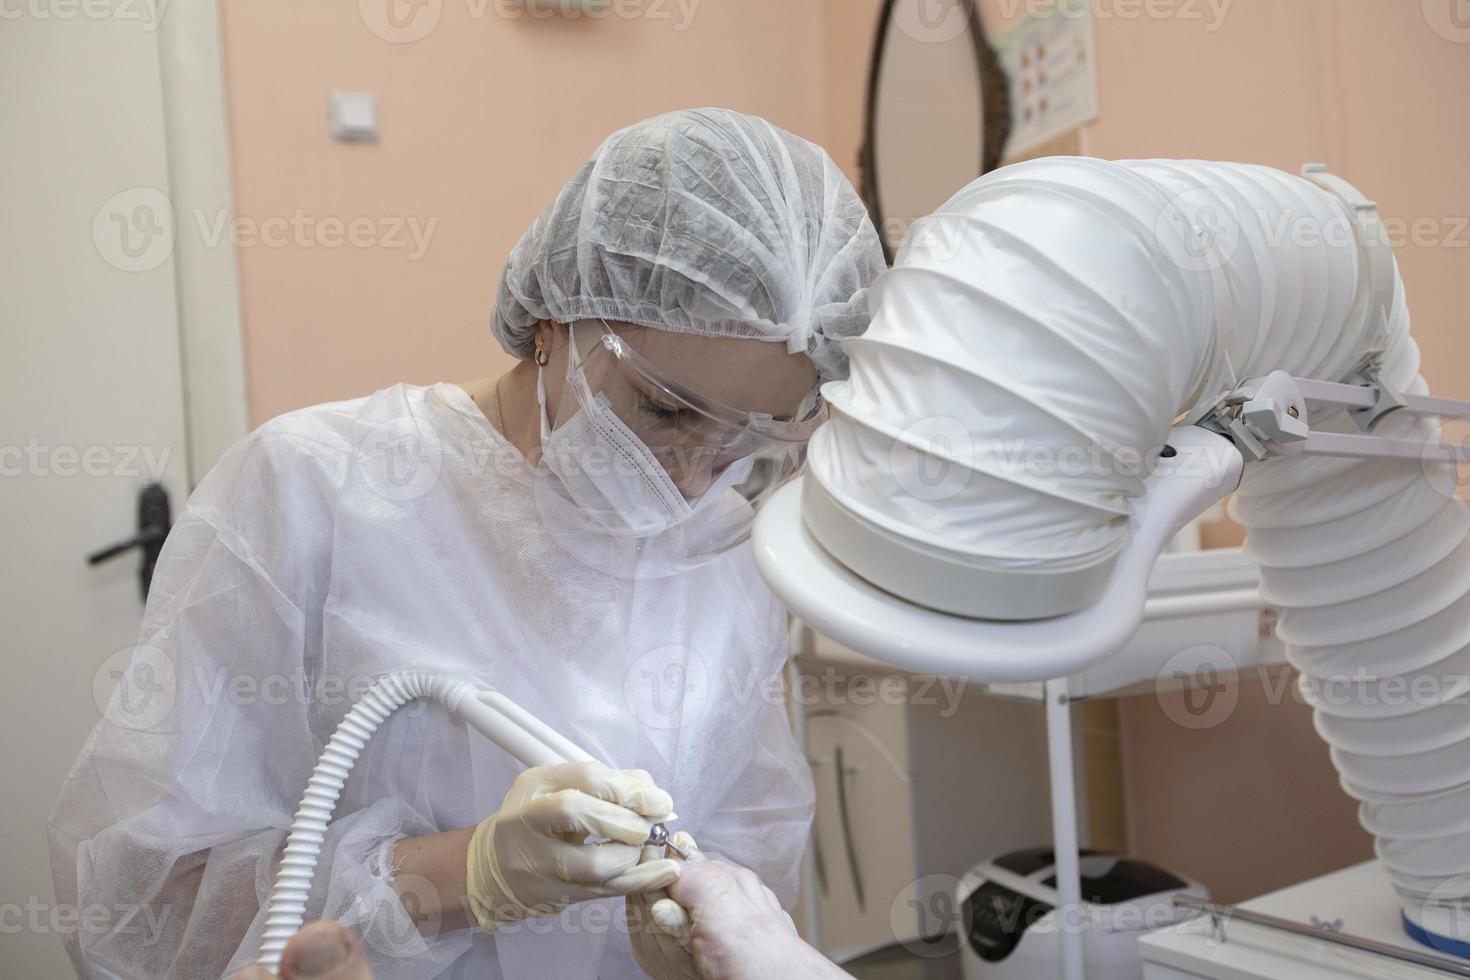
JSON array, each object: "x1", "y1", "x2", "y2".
[{"x1": 1, "y1": 11, "x2": 190, "y2": 977}]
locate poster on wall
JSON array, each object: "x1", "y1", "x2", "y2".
[{"x1": 993, "y1": 4, "x2": 1099, "y2": 157}]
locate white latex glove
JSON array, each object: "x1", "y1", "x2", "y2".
[
  {"x1": 466, "y1": 762, "x2": 681, "y2": 929},
  {"x1": 627, "y1": 833, "x2": 701, "y2": 980}
]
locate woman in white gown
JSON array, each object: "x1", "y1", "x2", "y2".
[{"x1": 49, "y1": 107, "x2": 885, "y2": 980}]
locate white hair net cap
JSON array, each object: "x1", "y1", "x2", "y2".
[{"x1": 493, "y1": 107, "x2": 886, "y2": 383}]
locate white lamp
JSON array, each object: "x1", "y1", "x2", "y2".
[{"x1": 755, "y1": 158, "x2": 1470, "y2": 978}]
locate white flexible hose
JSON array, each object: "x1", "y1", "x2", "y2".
[
  {"x1": 1112, "y1": 163, "x2": 1470, "y2": 936},
  {"x1": 813, "y1": 157, "x2": 1470, "y2": 939},
  {"x1": 256, "y1": 670, "x2": 473, "y2": 973}
]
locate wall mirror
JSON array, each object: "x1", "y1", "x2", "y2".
[{"x1": 860, "y1": 0, "x2": 1012, "y2": 260}]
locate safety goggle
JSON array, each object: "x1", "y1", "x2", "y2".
[
  {"x1": 571, "y1": 319, "x2": 826, "y2": 444},
  {"x1": 535, "y1": 319, "x2": 824, "y2": 565}
]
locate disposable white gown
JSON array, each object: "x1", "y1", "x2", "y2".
[{"x1": 50, "y1": 382, "x2": 815, "y2": 979}]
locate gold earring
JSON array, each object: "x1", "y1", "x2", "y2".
[{"x1": 534, "y1": 337, "x2": 550, "y2": 366}]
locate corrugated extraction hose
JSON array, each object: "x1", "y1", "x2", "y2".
[
  {"x1": 810, "y1": 157, "x2": 1470, "y2": 943},
  {"x1": 256, "y1": 670, "x2": 473, "y2": 973}
]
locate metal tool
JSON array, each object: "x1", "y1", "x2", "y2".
[
  {"x1": 260, "y1": 673, "x2": 690, "y2": 973},
  {"x1": 643, "y1": 821, "x2": 690, "y2": 860},
  {"x1": 1175, "y1": 895, "x2": 1470, "y2": 977}
]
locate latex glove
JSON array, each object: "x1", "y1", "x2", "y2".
[
  {"x1": 667, "y1": 852, "x2": 841, "y2": 980},
  {"x1": 626, "y1": 832, "x2": 701, "y2": 980},
  {"x1": 466, "y1": 761, "x2": 681, "y2": 929},
  {"x1": 231, "y1": 921, "x2": 373, "y2": 980}
]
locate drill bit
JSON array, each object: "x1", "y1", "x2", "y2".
[{"x1": 645, "y1": 822, "x2": 690, "y2": 860}]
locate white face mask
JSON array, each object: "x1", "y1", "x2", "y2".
[{"x1": 537, "y1": 363, "x2": 756, "y2": 538}]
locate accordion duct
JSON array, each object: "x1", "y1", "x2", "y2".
[{"x1": 807, "y1": 157, "x2": 1470, "y2": 936}]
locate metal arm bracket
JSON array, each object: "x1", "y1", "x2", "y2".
[
  {"x1": 1196, "y1": 368, "x2": 1470, "y2": 466},
  {"x1": 1340, "y1": 351, "x2": 1410, "y2": 431},
  {"x1": 1196, "y1": 371, "x2": 1310, "y2": 462}
]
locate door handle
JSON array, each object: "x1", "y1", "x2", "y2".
[
  {"x1": 833, "y1": 744, "x2": 866, "y2": 914},
  {"x1": 88, "y1": 483, "x2": 172, "y2": 602}
]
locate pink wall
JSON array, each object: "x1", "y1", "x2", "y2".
[
  {"x1": 222, "y1": 2, "x2": 1469, "y2": 426},
  {"x1": 818, "y1": 0, "x2": 1470, "y2": 399},
  {"x1": 219, "y1": 0, "x2": 830, "y2": 424},
  {"x1": 1079, "y1": 0, "x2": 1470, "y2": 397},
  {"x1": 1118, "y1": 671, "x2": 1373, "y2": 904}
]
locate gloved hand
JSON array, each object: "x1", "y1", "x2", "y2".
[
  {"x1": 626, "y1": 833, "x2": 701, "y2": 980},
  {"x1": 466, "y1": 761, "x2": 681, "y2": 929}
]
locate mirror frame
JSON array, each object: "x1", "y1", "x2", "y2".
[{"x1": 859, "y1": 0, "x2": 1013, "y2": 262}]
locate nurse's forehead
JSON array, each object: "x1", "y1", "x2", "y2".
[{"x1": 612, "y1": 324, "x2": 817, "y2": 413}]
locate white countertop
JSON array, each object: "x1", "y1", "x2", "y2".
[{"x1": 1140, "y1": 862, "x2": 1466, "y2": 979}]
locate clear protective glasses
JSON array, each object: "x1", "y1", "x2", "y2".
[{"x1": 535, "y1": 318, "x2": 824, "y2": 563}]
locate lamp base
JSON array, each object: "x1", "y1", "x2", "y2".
[
  {"x1": 801, "y1": 474, "x2": 1119, "y2": 621},
  {"x1": 1402, "y1": 904, "x2": 1470, "y2": 960}
]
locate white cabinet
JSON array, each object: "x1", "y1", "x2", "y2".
[
  {"x1": 806, "y1": 687, "x2": 920, "y2": 956},
  {"x1": 790, "y1": 626, "x2": 1059, "y2": 961}
]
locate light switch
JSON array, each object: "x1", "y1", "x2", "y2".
[{"x1": 328, "y1": 90, "x2": 378, "y2": 143}]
